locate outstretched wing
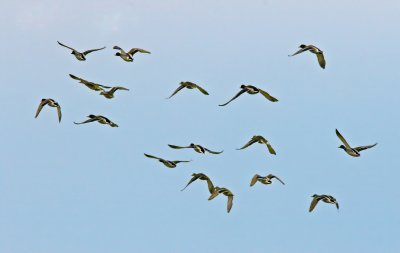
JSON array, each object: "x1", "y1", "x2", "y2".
[
  {"x1": 266, "y1": 142, "x2": 276, "y2": 155},
  {"x1": 173, "y1": 160, "x2": 191, "y2": 164},
  {"x1": 168, "y1": 144, "x2": 190, "y2": 149},
  {"x1": 129, "y1": 48, "x2": 151, "y2": 55},
  {"x1": 73, "y1": 118, "x2": 98, "y2": 125},
  {"x1": 237, "y1": 138, "x2": 257, "y2": 150},
  {"x1": 57, "y1": 41, "x2": 76, "y2": 51},
  {"x1": 219, "y1": 89, "x2": 246, "y2": 106},
  {"x1": 250, "y1": 174, "x2": 259, "y2": 187},
  {"x1": 309, "y1": 197, "x2": 321, "y2": 212},
  {"x1": 83, "y1": 47, "x2": 106, "y2": 55},
  {"x1": 335, "y1": 202, "x2": 339, "y2": 210},
  {"x1": 227, "y1": 195, "x2": 233, "y2": 213},
  {"x1": 113, "y1": 46, "x2": 126, "y2": 54},
  {"x1": 316, "y1": 53, "x2": 326, "y2": 69},
  {"x1": 258, "y1": 88, "x2": 278, "y2": 102},
  {"x1": 194, "y1": 84, "x2": 209, "y2": 95},
  {"x1": 354, "y1": 143, "x2": 377, "y2": 152},
  {"x1": 270, "y1": 174, "x2": 285, "y2": 185},
  {"x1": 167, "y1": 84, "x2": 185, "y2": 99},
  {"x1": 181, "y1": 176, "x2": 199, "y2": 191},
  {"x1": 204, "y1": 148, "x2": 223, "y2": 154},
  {"x1": 35, "y1": 99, "x2": 49, "y2": 118},
  {"x1": 56, "y1": 105, "x2": 62, "y2": 123},
  {"x1": 69, "y1": 74, "x2": 87, "y2": 83},
  {"x1": 144, "y1": 153, "x2": 162, "y2": 160},
  {"x1": 335, "y1": 129, "x2": 351, "y2": 148},
  {"x1": 289, "y1": 46, "x2": 310, "y2": 57}
]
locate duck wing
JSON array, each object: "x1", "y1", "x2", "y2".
[
  {"x1": 266, "y1": 142, "x2": 276, "y2": 155},
  {"x1": 35, "y1": 99, "x2": 49, "y2": 118},
  {"x1": 219, "y1": 89, "x2": 246, "y2": 106},
  {"x1": 258, "y1": 88, "x2": 278, "y2": 102},
  {"x1": 192, "y1": 83, "x2": 209, "y2": 95},
  {"x1": 144, "y1": 153, "x2": 162, "y2": 160},
  {"x1": 309, "y1": 196, "x2": 321, "y2": 212},
  {"x1": 205, "y1": 178, "x2": 215, "y2": 194},
  {"x1": 83, "y1": 46, "x2": 106, "y2": 55},
  {"x1": 128, "y1": 48, "x2": 151, "y2": 55},
  {"x1": 173, "y1": 160, "x2": 191, "y2": 164},
  {"x1": 74, "y1": 117, "x2": 98, "y2": 125},
  {"x1": 181, "y1": 175, "x2": 199, "y2": 191},
  {"x1": 167, "y1": 84, "x2": 185, "y2": 99},
  {"x1": 204, "y1": 148, "x2": 223, "y2": 154},
  {"x1": 250, "y1": 174, "x2": 260, "y2": 187},
  {"x1": 335, "y1": 129, "x2": 352, "y2": 148},
  {"x1": 269, "y1": 174, "x2": 285, "y2": 185},
  {"x1": 227, "y1": 195, "x2": 233, "y2": 213},
  {"x1": 316, "y1": 53, "x2": 326, "y2": 69},
  {"x1": 57, "y1": 41, "x2": 76, "y2": 51},
  {"x1": 56, "y1": 105, "x2": 62, "y2": 123},
  {"x1": 289, "y1": 46, "x2": 310, "y2": 57},
  {"x1": 354, "y1": 143, "x2": 377, "y2": 152},
  {"x1": 237, "y1": 138, "x2": 257, "y2": 150},
  {"x1": 168, "y1": 144, "x2": 191, "y2": 149}
]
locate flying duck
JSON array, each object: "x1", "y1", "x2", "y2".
[
  {"x1": 167, "y1": 81, "x2": 209, "y2": 99},
  {"x1": 309, "y1": 194, "x2": 339, "y2": 212},
  {"x1": 219, "y1": 85, "x2": 278, "y2": 106},
  {"x1": 35, "y1": 98, "x2": 62, "y2": 123},
  {"x1": 181, "y1": 173, "x2": 215, "y2": 193},
  {"x1": 144, "y1": 153, "x2": 191, "y2": 168},
  {"x1": 69, "y1": 74, "x2": 111, "y2": 92},
  {"x1": 57, "y1": 41, "x2": 105, "y2": 61},
  {"x1": 113, "y1": 46, "x2": 150, "y2": 62},
  {"x1": 289, "y1": 44, "x2": 326, "y2": 69},
  {"x1": 237, "y1": 135, "x2": 276, "y2": 155},
  {"x1": 99, "y1": 86, "x2": 130, "y2": 99},
  {"x1": 250, "y1": 174, "x2": 285, "y2": 187},
  {"x1": 74, "y1": 115, "x2": 118, "y2": 127},
  {"x1": 336, "y1": 129, "x2": 377, "y2": 157},
  {"x1": 208, "y1": 187, "x2": 234, "y2": 213},
  {"x1": 168, "y1": 143, "x2": 223, "y2": 154}
]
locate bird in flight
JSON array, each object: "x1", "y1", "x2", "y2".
[
  {"x1": 57, "y1": 41, "x2": 105, "y2": 61},
  {"x1": 99, "y1": 86, "x2": 130, "y2": 99},
  {"x1": 181, "y1": 173, "x2": 215, "y2": 193},
  {"x1": 309, "y1": 194, "x2": 339, "y2": 212},
  {"x1": 289, "y1": 44, "x2": 326, "y2": 69},
  {"x1": 237, "y1": 135, "x2": 276, "y2": 155},
  {"x1": 113, "y1": 46, "x2": 151, "y2": 62},
  {"x1": 208, "y1": 187, "x2": 234, "y2": 213},
  {"x1": 219, "y1": 85, "x2": 278, "y2": 106},
  {"x1": 335, "y1": 129, "x2": 377, "y2": 157},
  {"x1": 250, "y1": 174, "x2": 285, "y2": 186},
  {"x1": 167, "y1": 81, "x2": 209, "y2": 99},
  {"x1": 168, "y1": 143, "x2": 223, "y2": 154},
  {"x1": 35, "y1": 98, "x2": 62, "y2": 123},
  {"x1": 74, "y1": 115, "x2": 118, "y2": 127},
  {"x1": 69, "y1": 74, "x2": 111, "y2": 92},
  {"x1": 144, "y1": 153, "x2": 191, "y2": 168}
]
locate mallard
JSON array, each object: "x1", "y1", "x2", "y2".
[
  {"x1": 144, "y1": 153, "x2": 191, "y2": 168},
  {"x1": 74, "y1": 115, "x2": 118, "y2": 127},
  {"x1": 289, "y1": 44, "x2": 326, "y2": 69},
  {"x1": 250, "y1": 174, "x2": 285, "y2": 186},
  {"x1": 57, "y1": 41, "x2": 105, "y2": 61},
  {"x1": 113, "y1": 46, "x2": 150, "y2": 62},
  {"x1": 219, "y1": 85, "x2": 278, "y2": 106},
  {"x1": 336, "y1": 129, "x2": 377, "y2": 157},
  {"x1": 309, "y1": 194, "x2": 339, "y2": 212},
  {"x1": 167, "y1": 81, "x2": 209, "y2": 99},
  {"x1": 168, "y1": 143, "x2": 223, "y2": 154},
  {"x1": 69, "y1": 74, "x2": 111, "y2": 91},
  {"x1": 208, "y1": 187, "x2": 234, "y2": 213},
  {"x1": 181, "y1": 173, "x2": 215, "y2": 193},
  {"x1": 35, "y1": 98, "x2": 62, "y2": 123},
  {"x1": 99, "y1": 86, "x2": 129, "y2": 99},
  {"x1": 237, "y1": 135, "x2": 276, "y2": 155}
]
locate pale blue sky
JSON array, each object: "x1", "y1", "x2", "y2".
[{"x1": 1, "y1": 0, "x2": 400, "y2": 252}]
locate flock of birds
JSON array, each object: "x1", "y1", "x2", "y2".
[{"x1": 34, "y1": 41, "x2": 378, "y2": 213}]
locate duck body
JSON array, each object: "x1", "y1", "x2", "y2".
[
  {"x1": 335, "y1": 129, "x2": 377, "y2": 157},
  {"x1": 168, "y1": 143, "x2": 223, "y2": 154},
  {"x1": 35, "y1": 98, "x2": 62, "y2": 123},
  {"x1": 289, "y1": 44, "x2": 326, "y2": 69},
  {"x1": 309, "y1": 194, "x2": 339, "y2": 212},
  {"x1": 208, "y1": 187, "x2": 234, "y2": 213},
  {"x1": 113, "y1": 46, "x2": 151, "y2": 62}
]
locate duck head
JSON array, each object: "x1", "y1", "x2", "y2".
[
  {"x1": 311, "y1": 194, "x2": 319, "y2": 198},
  {"x1": 240, "y1": 84, "x2": 246, "y2": 89},
  {"x1": 115, "y1": 52, "x2": 121, "y2": 56},
  {"x1": 88, "y1": 114, "x2": 96, "y2": 118},
  {"x1": 299, "y1": 44, "x2": 307, "y2": 48},
  {"x1": 338, "y1": 145, "x2": 346, "y2": 150}
]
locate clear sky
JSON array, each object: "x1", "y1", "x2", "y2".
[{"x1": 1, "y1": 0, "x2": 400, "y2": 252}]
